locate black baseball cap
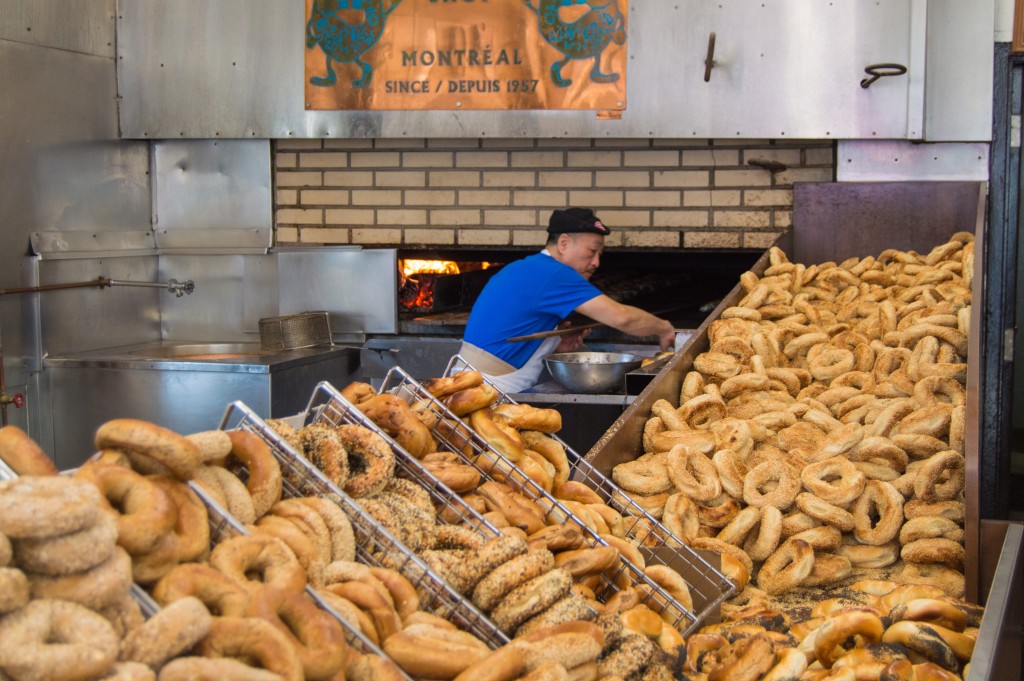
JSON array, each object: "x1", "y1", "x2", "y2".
[{"x1": 547, "y1": 208, "x2": 611, "y2": 236}]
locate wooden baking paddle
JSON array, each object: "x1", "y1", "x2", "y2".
[{"x1": 504, "y1": 320, "x2": 604, "y2": 343}]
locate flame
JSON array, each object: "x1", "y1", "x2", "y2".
[
  {"x1": 401, "y1": 259, "x2": 461, "y2": 277},
  {"x1": 398, "y1": 259, "x2": 494, "y2": 312}
]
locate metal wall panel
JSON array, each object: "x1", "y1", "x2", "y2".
[
  {"x1": 0, "y1": 24, "x2": 151, "y2": 445},
  {"x1": 837, "y1": 141, "x2": 991, "y2": 182},
  {"x1": 157, "y1": 254, "x2": 278, "y2": 342},
  {"x1": 37, "y1": 257, "x2": 162, "y2": 357},
  {"x1": 115, "y1": 0, "x2": 992, "y2": 141},
  {"x1": 0, "y1": 0, "x2": 116, "y2": 57},
  {"x1": 926, "y1": 0, "x2": 995, "y2": 141},
  {"x1": 277, "y1": 249, "x2": 398, "y2": 335},
  {"x1": 153, "y1": 140, "x2": 272, "y2": 251}
]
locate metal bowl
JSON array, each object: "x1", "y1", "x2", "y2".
[{"x1": 544, "y1": 351, "x2": 645, "y2": 394}]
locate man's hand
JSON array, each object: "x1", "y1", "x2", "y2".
[
  {"x1": 656, "y1": 321, "x2": 676, "y2": 352},
  {"x1": 554, "y1": 324, "x2": 590, "y2": 353}
]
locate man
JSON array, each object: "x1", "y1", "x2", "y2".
[{"x1": 460, "y1": 207, "x2": 676, "y2": 392}]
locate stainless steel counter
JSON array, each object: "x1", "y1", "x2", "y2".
[
  {"x1": 45, "y1": 341, "x2": 360, "y2": 467},
  {"x1": 46, "y1": 341, "x2": 355, "y2": 373}
]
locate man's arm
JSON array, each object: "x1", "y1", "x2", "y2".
[{"x1": 575, "y1": 295, "x2": 675, "y2": 351}]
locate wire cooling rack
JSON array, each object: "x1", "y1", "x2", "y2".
[
  {"x1": 377, "y1": 365, "x2": 714, "y2": 634},
  {"x1": 0, "y1": 457, "x2": 17, "y2": 480},
  {"x1": 444, "y1": 356, "x2": 738, "y2": 627},
  {"x1": 302, "y1": 382, "x2": 505, "y2": 543},
  {"x1": 444, "y1": 356, "x2": 737, "y2": 626},
  {"x1": 218, "y1": 398, "x2": 510, "y2": 648},
  {"x1": 187, "y1": 477, "x2": 410, "y2": 675}
]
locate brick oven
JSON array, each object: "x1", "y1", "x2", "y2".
[{"x1": 393, "y1": 246, "x2": 763, "y2": 339}]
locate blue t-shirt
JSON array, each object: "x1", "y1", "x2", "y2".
[{"x1": 464, "y1": 252, "x2": 602, "y2": 368}]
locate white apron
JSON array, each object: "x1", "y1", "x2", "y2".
[{"x1": 458, "y1": 336, "x2": 560, "y2": 394}]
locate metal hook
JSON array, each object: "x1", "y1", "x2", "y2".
[
  {"x1": 860, "y1": 63, "x2": 907, "y2": 89},
  {"x1": 704, "y1": 32, "x2": 717, "y2": 82}
]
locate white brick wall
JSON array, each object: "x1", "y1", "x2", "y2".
[{"x1": 274, "y1": 138, "x2": 835, "y2": 248}]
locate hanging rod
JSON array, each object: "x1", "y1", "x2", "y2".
[{"x1": 0, "y1": 277, "x2": 195, "y2": 297}]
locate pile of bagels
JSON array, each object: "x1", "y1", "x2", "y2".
[
  {"x1": 163, "y1": 418, "x2": 503, "y2": 680},
  {"x1": 610, "y1": 234, "x2": 984, "y2": 678},
  {"x1": 269, "y1": 408, "x2": 694, "y2": 679},
  {"x1": 0, "y1": 421, "x2": 407, "y2": 680},
  {"x1": 337, "y1": 376, "x2": 703, "y2": 632}
]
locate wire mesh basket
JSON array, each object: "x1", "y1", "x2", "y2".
[
  {"x1": 187, "y1": 477, "x2": 405, "y2": 672},
  {"x1": 258, "y1": 311, "x2": 333, "y2": 351},
  {"x1": 377, "y1": 365, "x2": 715, "y2": 634},
  {"x1": 218, "y1": 398, "x2": 510, "y2": 649},
  {"x1": 445, "y1": 355, "x2": 737, "y2": 627}
]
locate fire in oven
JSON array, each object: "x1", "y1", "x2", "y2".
[{"x1": 398, "y1": 258, "x2": 501, "y2": 314}]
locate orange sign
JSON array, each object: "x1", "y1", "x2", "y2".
[{"x1": 304, "y1": 0, "x2": 627, "y2": 111}]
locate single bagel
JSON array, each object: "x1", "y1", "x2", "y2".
[
  {"x1": 490, "y1": 568, "x2": 573, "y2": 634},
  {"x1": 814, "y1": 610, "x2": 885, "y2": 668},
  {"x1": 612, "y1": 455, "x2": 673, "y2": 495},
  {"x1": 194, "y1": 615, "x2": 303, "y2": 681},
  {"x1": 881, "y1": 620, "x2": 960, "y2": 671},
  {"x1": 247, "y1": 586, "x2": 349, "y2": 680},
  {"x1": 27, "y1": 545, "x2": 133, "y2": 611},
  {"x1": 524, "y1": 432, "x2": 571, "y2": 488},
  {"x1": 422, "y1": 370, "x2": 484, "y2": 398},
  {"x1": 94, "y1": 418, "x2": 201, "y2": 479},
  {"x1": 801, "y1": 456, "x2": 865, "y2": 506},
  {"x1": 226, "y1": 429, "x2": 283, "y2": 517},
  {"x1": 120, "y1": 595, "x2": 212, "y2": 670},
  {"x1": 743, "y1": 460, "x2": 800, "y2": 510},
  {"x1": 913, "y1": 450, "x2": 965, "y2": 502},
  {"x1": 757, "y1": 539, "x2": 814, "y2": 596},
  {"x1": 74, "y1": 464, "x2": 177, "y2": 555},
  {"x1": 209, "y1": 534, "x2": 306, "y2": 595},
  {"x1": 493, "y1": 403, "x2": 562, "y2": 433},
  {"x1": 335, "y1": 424, "x2": 395, "y2": 498},
  {"x1": 896, "y1": 563, "x2": 966, "y2": 599},
  {"x1": 901, "y1": 538, "x2": 965, "y2": 568},
  {"x1": 853, "y1": 480, "x2": 905, "y2": 545},
  {"x1": 13, "y1": 509, "x2": 117, "y2": 576},
  {"x1": 151, "y1": 476, "x2": 211, "y2": 564},
  {"x1": 158, "y1": 657, "x2": 286, "y2": 681},
  {"x1": 0, "y1": 598, "x2": 119, "y2": 681},
  {"x1": 0, "y1": 476, "x2": 103, "y2": 539},
  {"x1": 0, "y1": 425, "x2": 58, "y2": 476},
  {"x1": 152, "y1": 563, "x2": 251, "y2": 617},
  {"x1": 472, "y1": 549, "x2": 555, "y2": 612},
  {"x1": 446, "y1": 384, "x2": 501, "y2": 417},
  {"x1": 667, "y1": 445, "x2": 721, "y2": 502},
  {"x1": 384, "y1": 622, "x2": 491, "y2": 679},
  {"x1": 359, "y1": 393, "x2": 435, "y2": 458}
]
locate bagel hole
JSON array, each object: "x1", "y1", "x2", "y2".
[{"x1": 866, "y1": 500, "x2": 882, "y2": 528}]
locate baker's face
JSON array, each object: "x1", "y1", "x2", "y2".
[{"x1": 559, "y1": 233, "x2": 603, "y2": 279}]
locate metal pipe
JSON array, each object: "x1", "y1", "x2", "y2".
[
  {"x1": 107, "y1": 278, "x2": 195, "y2": 297},
  {"x1": 0, "y1": 277, "x2": 112, "y2": 295},
  {"x1": 0, "y1": 277, "x2": 196, "y2": 297}
]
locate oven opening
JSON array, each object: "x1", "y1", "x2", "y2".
[
  {"x1": 398, "y1": 258, "x2": 500, "y2": 313},
  {"x1": 394, "y1": 248, "x2": 763, "y2": 338}
]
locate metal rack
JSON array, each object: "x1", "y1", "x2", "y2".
[
  {"x1": 445, "y1": 355, "x2": 737, "y2": 624},
  {"x1": 0, "y1": 457, "x2": 16, "y2": 480},
  {"x1": 219, "y1": 398, "x2": 510, "y2": 648},
  {"x1": 378, "y1": 364, "x2": 720, "y2": 634},
  {"x1": 187, "y1": 477, "x2": 406, "y2": 672},
  {"x1": 303, "y1": 382, "x2": 506, "y2": 543}
]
